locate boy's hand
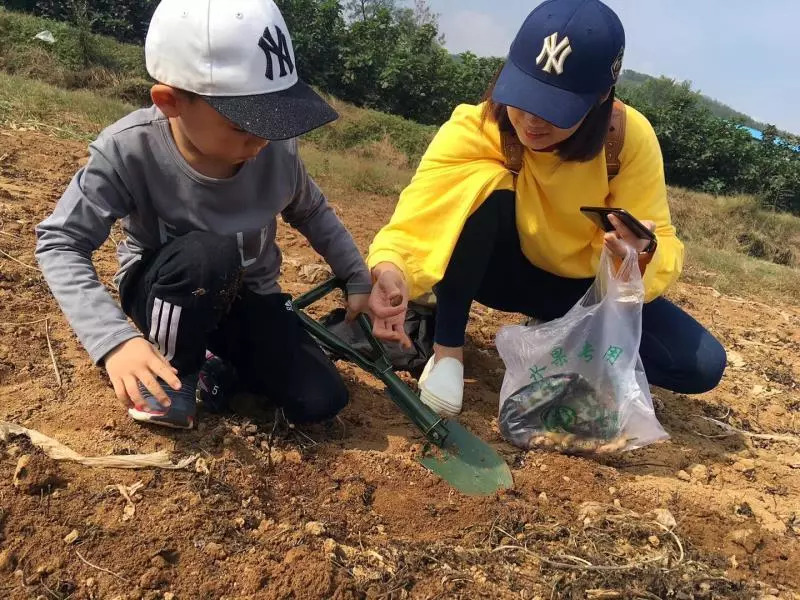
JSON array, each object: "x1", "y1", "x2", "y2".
[
  {"x1": 104, "y1": 337, "x2": 180, "y2": 410},
  {"x1": 345, "y1": 293, "x2": 370, "y2": 322},
  {"x1": 368, "y1": 263, "x2": 412, "y2": 349}
]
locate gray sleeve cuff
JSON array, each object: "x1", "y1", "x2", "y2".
[
  {"x1": 89, "y1": 327, "x2": 143, "y2": 365},
  {"x1": 345, "y1": 270, "x2": 372, "y2": 296}
]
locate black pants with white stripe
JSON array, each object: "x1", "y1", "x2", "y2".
[{"x1": 119, "y1": 232, "x2": 349, "y2": 424}]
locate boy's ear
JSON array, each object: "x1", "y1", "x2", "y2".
[{"x1": 151, "y1": 84, "x2": 182, "y2": 117}]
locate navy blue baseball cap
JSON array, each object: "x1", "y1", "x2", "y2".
[{"x1": 493, "y1": 0, "x2": 625, "y2": 129}]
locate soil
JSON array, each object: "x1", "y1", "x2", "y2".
[{"x1": 1, "y1": 128, "x2": 799, "y2": 599}]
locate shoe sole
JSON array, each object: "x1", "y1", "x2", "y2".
[
  {"x1": 418, "y1": 357, "x2": 463, "y2": 418},
  {"x1": 128, "y1": 407, "x2": 194, "y2": 430},
  {"x1": 419, "y1": 386, "x2": 462, "y2": 418}
]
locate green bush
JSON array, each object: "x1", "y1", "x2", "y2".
[
  {"x1": 0, "y1": 8, "x2": 145, "y2": 75},
  {"x1": 1, "y1": 0, "x2": 156, "y2": 44},
  {"x1": 0, "y1": 7, "x2": 151, "y2": 107},
  {"x1": 618, "y1": 78, "x2": 800, "y2": 215}
]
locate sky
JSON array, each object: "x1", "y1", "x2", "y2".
[{"x1": 424, "y1": 0, "x2": 800, "y2": 134}]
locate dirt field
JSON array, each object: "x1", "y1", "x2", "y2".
[{"x1": 1, "y1": 128, "x2": 799, "y2": 600}]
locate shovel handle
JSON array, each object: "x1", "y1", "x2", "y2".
[
  {"x1": 292, "y1": 277, "x2": 343, "y2": 310},
  {"x1": 292, "y1": 278, "x2": 448, "y2": 446}
]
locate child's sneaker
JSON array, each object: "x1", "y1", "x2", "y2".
[
  {"x1": 197, "y1": 354, "x2": 238, "y2": 413},
  {"x1": 128, "y1": 373, "x2": 198, "y2": 429}
]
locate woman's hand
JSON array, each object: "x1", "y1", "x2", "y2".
[
  {"x1": 367, "y1": 262, "x2": 412, "y2": 348},
  {"x1": 604, "y1": 213, "x2": 656, "y2": 258}
]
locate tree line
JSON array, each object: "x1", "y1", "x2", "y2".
[
  {"x1": 619, "y1": 69, "x2": 792, "y2": 138},
  {"x1": 618, "y1": 78, "x2": 799, "y2": 213},
  {"x1": 3, "y1": 0, "x2": 503, "y2": 124},
  {"x1": 3, "y1": 0, "x2": 799, "y2": 213}
]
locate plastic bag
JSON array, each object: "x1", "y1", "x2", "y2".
[
  {"x1": 320, "y1": 302, "x2": 435, "y2": 379},
  {"x1": 34, "y1": 30, "x2": 56, "y2": 43},
  {"x1": 495, "y1": 247, "x2": 668, "y2": 454}
]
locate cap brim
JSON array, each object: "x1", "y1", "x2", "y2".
[
  {"x1": 492, "y1": 59, "x2": 598, "y2": 129},
  {"x1": 201, "y1": 80, "x2": 338, "y2": 141}
]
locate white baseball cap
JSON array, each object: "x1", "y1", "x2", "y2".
[{"x1": 145, "y1": 0, "x2": 338, "y2": 140}]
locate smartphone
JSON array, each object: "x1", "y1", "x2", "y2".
[{"x1": 579, "y1": 207, "x2": 656, "y2": 243}]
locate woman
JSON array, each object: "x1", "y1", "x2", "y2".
[{"x1": 366, "y1": 0, "x2": 726, "y2": 417}]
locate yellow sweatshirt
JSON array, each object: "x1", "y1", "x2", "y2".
[{"x1": 367, "y1": 102, "x2": 683, "y2": 303}]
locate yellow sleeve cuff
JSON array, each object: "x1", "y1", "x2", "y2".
[
  {"x1": 642, "y1": 241, "x2": 682, "y2": 302},
  {"x1": 366, "y1": 249, "x2": 408, "y2": 280},
  {"x1": 643, "y1": 249, "x2": 665, "y2": 302}
]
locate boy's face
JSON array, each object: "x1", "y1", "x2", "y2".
[{"x1": 152, "y1": 85, "x2": 269, "y2": 166}]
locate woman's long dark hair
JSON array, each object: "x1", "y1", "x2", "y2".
[{"x1": 480, "y1": 65, "x2": 615, "y2": 163}]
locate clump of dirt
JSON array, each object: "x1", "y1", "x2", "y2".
[
  {"x1": 0, "y1": 128, "x2": 799, "y2": 599},
  {"x1": 11, "y1": 446, "x2": 64, "y2": 495}
]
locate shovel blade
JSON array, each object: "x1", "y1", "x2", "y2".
[{"x1": 419, "y1": 420, "x2": 513, "y2": 496}]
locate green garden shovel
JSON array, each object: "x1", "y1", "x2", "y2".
[{"x1": 293, "y1": 278, "x2": 513, "y2": 496}]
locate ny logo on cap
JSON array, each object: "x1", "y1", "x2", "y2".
[
  {"x1": 536, "y1": 33, "x2": 572, "y2": 75},
  {"x1": 611, "y1": 46, "x2": 624, "y2": 82},
  {"x1": 258, "y1": 25, "x2": 294, "y2": 81}
]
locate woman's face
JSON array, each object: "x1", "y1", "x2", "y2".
[{"x1": 506, "y1": 106, "x2": 586, "y2": 150}]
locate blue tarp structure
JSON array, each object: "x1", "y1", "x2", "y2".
[{"x1": 742, "y1": 126, "x2": 800, "y2": 151}]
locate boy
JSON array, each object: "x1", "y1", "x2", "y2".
[{"x1": 35, "y1": 0, "x2": 371, "y2": 429}]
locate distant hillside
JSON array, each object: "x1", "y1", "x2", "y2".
[{"x1": 618, "y1": 69, "x2": 791, "y2": 137}]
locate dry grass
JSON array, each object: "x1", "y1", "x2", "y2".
[
  {"x1": 681, "y1": 243, "x2": 800, "y2": 300},
  {"x1": 668, "y1": 186, "x2": 800, "y2": 301},
  {"x1": 0, "y1": 71, "x2": 132, "y2": 135},
  {"x1": 303, "y1": 95, "x2": 436, "y2": 167},
  {"x1": 0, "y1": 71, "x2": 134, "y2": 139},
  {"x1": 669, "y1": 187, "x2": 800, "y2": 268},
  {"x1": 300, "y1": 143, "x2": 414, "y2": 198}
]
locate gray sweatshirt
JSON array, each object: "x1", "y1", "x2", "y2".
[{"x1": 35, "y1": 106, "x2": 371, "y2": 365}]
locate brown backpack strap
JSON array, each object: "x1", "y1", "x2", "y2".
[
  {"x1": 501, "y1": 127, "x2": 524, "y2": 175},
  {"x1": 605, "y1": 99, "x2": 627, "y2": 180},
  {"x1": 499, "y1": 100, "x2": 627, "y2": 180}
]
